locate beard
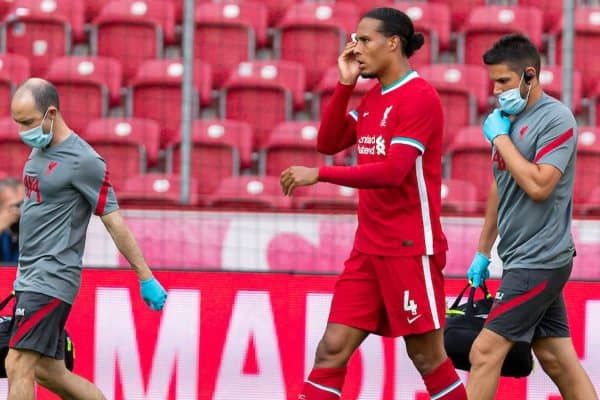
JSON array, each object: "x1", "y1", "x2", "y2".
[{"x1": 359, "y1": 72, "x2": 376, "y2": 79}]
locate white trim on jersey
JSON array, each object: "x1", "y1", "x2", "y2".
[
  {"x1": 422, "y1": 255, "x2": 441, "y2": 330},
  {"x1": 391, "y1": 137, "x2": 425, "y2": 153},
  {"x1": 415, "y1": 156, "x2": 434, "y2": 254},
  {"x1": 349, "y1": 109, "x2": 358, "y2": 121},
  {"x1": 305, "y1": 380, "x2": 342, "y2": 397},
  {"x1": 381, "y1": 71, "x2": 419, "y2": 95}
]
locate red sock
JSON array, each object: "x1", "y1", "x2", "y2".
[
  {"x1": 298, "y1": 367, "x2": 347, "y2": 400},
  {"x1": 422, "y1": 358, "x2": 467, "y2": 400}
]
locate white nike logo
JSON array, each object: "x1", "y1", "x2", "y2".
[
  {"x1": 407, "y1": 314, "x2": 422, "y2": 324},
  {"x1": 363, "y1": 111, "x2": 369, "y2": 117}
]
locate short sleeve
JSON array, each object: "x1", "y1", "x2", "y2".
[
  {"x1": 389, "y1": 88, "x2": 439, "y2": 154},
  {"x1": 73, "y1": 154, "x2": 119, "y2": 216},
  {"x1": 533, "y1": 109, "x2": 577, "y2": 173}
]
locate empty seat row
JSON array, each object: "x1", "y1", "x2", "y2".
[
  {"x1": 2, "y1": 52, "x2": 595, "y2": 156},
  {"x1": 4, "y1": 0, "x2": 600, "y2": 89}
]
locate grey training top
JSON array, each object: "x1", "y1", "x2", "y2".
[
  {"x1": 14, "y1": 133, "x2": 118, "y2": 303},
  {"x1": 493, "y1": 93, "x2": 577, "y2": 270}
]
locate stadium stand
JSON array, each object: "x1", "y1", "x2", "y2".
[
  {"x1": 292, "y1": 183, "x2": 358, "y2": 211},
  {"x1": 83, "y1": 117, "x2": 160, "y2": 190},
  {"x1": 0, "y1": 117, "x2": 29, "y2": 178},
  {"x1": 46, "y1": 56, "x2": 122, "y2": 134},
  {"x1": 258, "y1": 121, "x2": 329, "y2": 176},
  {"x1": 194, "y1": 2, "x2": 269, "y2": 88},
  {"x1": 220, "y1": 60, "x2": 306, "y2": 150},
  {"x1": 127, "y1": 58, "x2": 212, "y2": 147},
  {"x1": 0, "y1": 53, "x2": 30, "y2": 117},
  {"x1": 91, "y1": 0, "x2": 176, "y2": 82},
  {"x1": 274, "y1": 2, "x2": 359, "y2": 89},
  {"x1": 207, "y1": 175, "x2": 292, "y2": 210},
  {"x1": 118, "y1": 173, "x2": 200, "y2": 206},
  {"x1": 418, "y1": 63, "x2": 491, "y2": 149},
  {"x1": 166, "y1": 119, "x2": 253, "y2": 197}
]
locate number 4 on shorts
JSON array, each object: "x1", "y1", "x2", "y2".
[{"x1": 404, "y1": 290, "x2": 418, "y2": 315}]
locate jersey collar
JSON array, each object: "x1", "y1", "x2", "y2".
[{"x1": 381, "y1": 70, "x2": 419, "y2": 95}]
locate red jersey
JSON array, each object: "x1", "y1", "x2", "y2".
[{"x1": 318, "y1": 71, "x2": 448, "y2": 256}]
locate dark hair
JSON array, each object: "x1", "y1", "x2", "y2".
[
  {"x1": 16, "y1": 79, "x2": 60, "y2": 113},
  {"x1": 362, "y1": 7, "x2": 425, "y2": 58},
  {"x1": 483, "y1": 33, "x2": 541, "y2": 79},
  {"x1": 30, "y1": 80, "x2": 60, "y2": 113}
]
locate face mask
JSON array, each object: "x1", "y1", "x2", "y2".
[
  {"x1": 19, "y1": 109, "x2": 54, "y2": 149},
  {"x1": 497, "y1": 74, "x2": 532, "y2": 115}
]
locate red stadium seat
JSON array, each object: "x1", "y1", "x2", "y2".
[
  {"x1": 46, "y1": 56, "x2": 122, "y2": 134},
  {"x1": 259, "y1": 121, "x2": 328, "y2": 176},
  {"x1": 556, "y1": 7, "x2": 600, "y2": 96},
  {"x1": 393, "y1": 2, "x2": 451, "y2": 67},
  {"x1": 83, "y1": 117, "x2": 160, "y2": 190},
  {"x1": 7, "y1": 0, "x2": 85, "y2": 40},
  {"x1": 313, "y1": 65, "x2": 377, "y2": 119},
  {"x1": 518, "y1": 0, "x2": 563, "y2": 32},
  {"x1": 292, "y1": 183, "x2": 357, "y2": 211},
  {"x1": 91, "y1": 0, "x2": 175, "y2": 82},
  {"x1": 459, "y1": 6, "x2": 544, "y2": 66},
  {"x1": 194, "y1": 2, "x2": 268, "y2": 88},
  {"x1": 429, "y1": 0, "x2": 485, "y2": 31},
  {"x1": 0, "y1": 118, "x2": 29, "y2": 178},
  {"x1": 128, "y1": 59, "x2": 212, "y2": 147},
  {"x1": 274, "y1": 2, "x2": 359, "y2": 89},
  {"x1": 0, "y1": 53, "x2": 30, "y2": 117},
  {"x1": 83, "y1": 116, "x2": 160, "y2": 165},
  {"x1": 538, "y1": 65, "x2": 582, "y2": 114},
  {"x1": 418, "y1": 64, "x2": 490, "y2": 149},
  {"x1": 1, "y1": 0, "x2": 77, "y2": 76},
  {"x1": 333, "y1": 0, "x2": 395, "y2": 17},
  {"x1": 207, "y1": 175, "x2": 292, "y2": 210},
  {"x1": 166, "y1": 119, "x2": 253, "y2": 196},
  {"x1": 446, "y1": 126, "x2": 493, "y2": 203},
  {"x1": 574, "y1": 127, "x2": 600, "y2": 207},
  {"x1": 441, "y1": 179, "x2": 481, "y2": 215},
  {"x1": 579, "y1": 187, "x2": 600, "y2": 216},
  {"x1": 220, "y1": 60, "x2": 305, "y2": 150},
  {"x1": 118, "y1": 173, "x2": 200, "y2": 207}
]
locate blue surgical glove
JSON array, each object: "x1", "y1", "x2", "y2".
[
  {"x1": 467, "y1": 252, "x2": 491, "y2": 288},
  {"x1": 140, "y1": 277, "x2": 167, "y2": 311},
  {"x1": 483, "y1": 109, "x2": 511, "y2": 143}
]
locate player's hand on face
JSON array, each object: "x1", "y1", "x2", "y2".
[
  {"x1": 280, "y1": 166, "x2": 319, "y2": 196},
  {"x1": 338, "y1": 40, "x2": 360, "y2": 85},
  {"x1": 482, "y1": 109, "x2": 511, "y2": 144}
]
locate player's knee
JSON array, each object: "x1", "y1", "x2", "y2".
[
  {"x1": 5, "y1": 351, "x2": 31, "y2": 381},
  {"x1": 534, "y1": 348, "x2": 564, "y2": 379},
  {"x1": 469, "y1": 337, "x2": 496, "y2": 368},
  {"x1": 315, "y1": 332, "x2": 350, "y2": 365},
  {"x1": 33, "y1": 363, "x2": 54, "y2": 387}
]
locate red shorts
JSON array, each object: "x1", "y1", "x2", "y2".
[{"x1": 328, "y1": 249, "x2": 447, "y2": 337}]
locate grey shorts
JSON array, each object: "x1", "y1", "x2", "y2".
[
  {"x1": 484, "y1": 263, "x2": 572, "y2": 343},
  {"x1": 9, "y1": 291, "x2": 71, "y2": 359}
]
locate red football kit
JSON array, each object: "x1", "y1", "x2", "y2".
[{"x1": 317, "y1": 71, "x2": 449, "y2": 336}]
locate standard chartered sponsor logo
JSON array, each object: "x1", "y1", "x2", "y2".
[{"x1": 358, "y1": 135, "x2": 386, "y2": 155}]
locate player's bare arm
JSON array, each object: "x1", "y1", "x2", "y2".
[
  {"x1": 280, "y1": 166, "x2": 319, "y2": 196},
  {"x1": 100, "y1": 210, "x2": 153, "y2": 281},
  {"x1": 477, "y1": 182, "x2": 500, "y2": 256},
  {"x1": 493, "y1": 135, "x2": 562, "y2": 202}
]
